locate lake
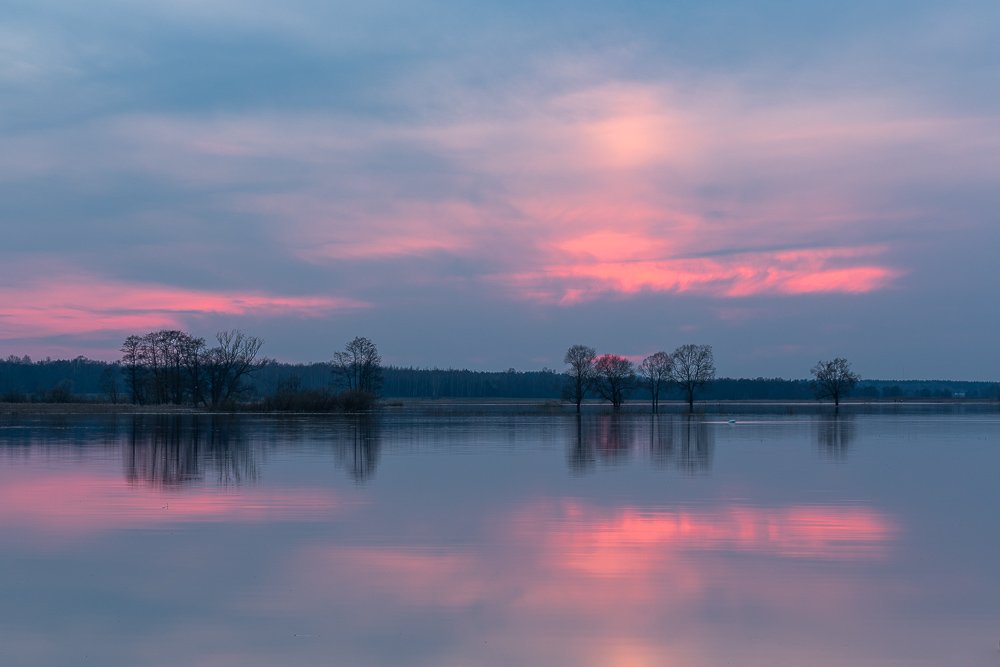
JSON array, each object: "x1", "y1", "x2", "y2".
[{"x1": 1, "y1": 408, "x2": 998, "y2": 666}]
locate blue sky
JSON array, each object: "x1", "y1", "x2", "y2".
[{"x1": 1, "y1": 0, "x2": 998, "y2": 378}]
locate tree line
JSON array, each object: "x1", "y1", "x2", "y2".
[
  {"x1": 564, "y1": 344, "x2": 869, "y2": 412},
  {"x1": 1, "y1": 336, "x2": 998, "y2": 407}
]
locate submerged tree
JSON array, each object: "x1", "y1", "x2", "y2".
[
  {"x1": 811, "y1": 357, "x2": 860, "y2": 409},
  {"x1": 640, "y1": 351, "x2": 672, "y2": 413},
  {"x1": 592, "y1": 354, "x2": 636, "y2": 412},
  {"x1": 669, "y1": 344, "x2": 716, "y2": 412},
  {"x1": 333, "y1": 336, "x2": 382, "y2": 395},
  {"x1": 563, "y1": 344, "x2": 597, "y2": 413}
]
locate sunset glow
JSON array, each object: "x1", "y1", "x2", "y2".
[
  {"x1": 1, "y1": 0, "x2": 997, "y2": 375},
  {"x1": 0, "y1": 276, "x2": 365, "y2": 340},
  {"x1": 505, "y1": 244, "x2": 900, "y2": 304}
]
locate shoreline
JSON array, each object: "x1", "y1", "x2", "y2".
[{"x1": 1, "y1": 398, "x2": 997, "y2": 417}]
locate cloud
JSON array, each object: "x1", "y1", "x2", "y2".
[
  {"x1": 499, "y1": 244, "x2": 901, "y2": 304},
  {"x1": 0, "y1": 0, "x2": 997, "y2": 373},
  {"x1": 0, "y1": 271, "x2": 365, "y2": 340}
]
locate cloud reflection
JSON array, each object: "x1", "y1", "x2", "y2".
[
  {"x1": 0, "y1": 469, "x2": 343, "y2": 538},
  {"x1": 267, "y1": 498, "x2": 895, "y2": 664}
]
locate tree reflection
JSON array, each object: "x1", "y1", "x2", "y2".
[
  {"x1": 815, "y1": 415, "x2": 857, "y2": 461},
  {"x1": 567, "y1": 415, "x2": 595, "y2": 473},
  {"x1": 568, "y1": 414, "x2": 715, "y2": 473},
  {"x1": 567, "y1": 414, "x2": 638, "y2": 473},
  {"x1": 331, "y1": 415, "x2": 381, "y2": 483},
  {"x1": 651, "y1": 415, "x2": 714, "y2": 473},
  {"x1": 124, "y1": 415, "x2": 257, "y2": 487}
]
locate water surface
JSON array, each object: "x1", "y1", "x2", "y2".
[{"x1": 1, "y1": 411, "x2": 998, "y2": 666}]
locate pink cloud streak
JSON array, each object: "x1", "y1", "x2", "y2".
[
  {"x1": 501, "y1": 243, "x2": 900, "y2": 304},
  {"x1": 0, "y1": 274, "x2": 366, "y2": 339}
]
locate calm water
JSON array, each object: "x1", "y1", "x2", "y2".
[{"x1": 1, "y1": 410, "x2": 998, "y2": 666}]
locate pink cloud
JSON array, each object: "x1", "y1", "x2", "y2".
[
  {"x1": 7, "y1": 82, "x2": 976, "y2": 321},
  {"x1": 0, "y1": 273, "x2": 366, "y2": 340},
  {"x1": 499, "y1": 242, "x2": 901, "y2": 304}
]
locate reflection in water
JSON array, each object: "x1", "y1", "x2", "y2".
[
  {"x1": 125, "y1": 415, "x2": 257, "y2": 487},
  {"x1": 815, "y1": 415, "x2": 857, "y2": 460},
  {"x1": 567, "y1": 415, "x2": 594, "y2": 473},
  {"x1": 568, "y1": 415, "x2": 635, "y2": 471},
  {"x1": 650, "y1": 416, "x2": 714, "y2": 473},
  {"x1": 269, "y1": 499, "x2": 895, "y2": 666},
  {"x1": 541, "y1": 500, "x2": 893, "y2": 562},
  {"x1": 569, "y1": 415, "x2": 714, "y2": 473},
  {"x1": 2, "y1": 412, "x2": 998, "y2": 666},
  {"x1": 330, "y1": 415, "x2": 380, "y2": 482}
]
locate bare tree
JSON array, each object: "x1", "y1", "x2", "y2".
[
  {"x1": 121, "y1": 335, "x2": 146, "y2": 404},
  {"x1": 563, "y1": 344, "x2": 596, "y2": 413},
  {"x1": 333, "y1": 336, "x2": 382, "y2": 395},
  {"x1": 203, "y1": 330, "x2": 264, "y2": 408},
  {"x1": 669, "y1": 344, "x2": 716, "y2": 412},
  {"x1": 121, "y1": 330, "x2": 206, "y2": 405},
  {"x1": 99, "y1": 363, "x2": 121, "y2": 404},
  {"x1": 593, "y1": 354, "x2": 636, "y2": 412},
  {"x1": 639, "y1": 351, "x2": 672, "y2": 413},
  {"x1": 811, "y1": 357, "x2": 860, "y2": 410}
]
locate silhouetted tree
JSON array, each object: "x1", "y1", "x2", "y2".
[
  {"x1": 120, "y1": 330, "x2": 206, "y2": 405},
  {"x1": 99, "y1": 363, "x2": 121, "y2": 404},
  {"x1": 811, "y1": 357, "x2": 860, "y2": 410},
  {"x1": 563, "y1": 344, "x2": 596, "y2": 413},
  {"x1": 333, "y1": 336, "x2": 382, "y2": 395},
  {"x1": 670, "y1": 344, "x2": 716, "y2": 412},
  {"x1": 592, "y1": 354, "x2": 636, "y2": 411},
  {"x1": 121, "y1": 335, "x2": 146, "y2": 404},
  {"x1": 639, "y1": 351, "x2": 672, "y2": 413},
  {"x1": 202, "y1": 330, "x2": 264, "y2": 408}
]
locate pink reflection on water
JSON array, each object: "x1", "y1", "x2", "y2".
[
  {"x1": 539, "y1": 500, "x2": 894, "y2": 567},
  {"x1": 0, "y1": 470, "x2": 345, "y2": 537},
  {"x1": 280, "y1": 499, "x2": 894, "y2": 611},
  {"x1": 261, "y1": 498, "x2": 897, "y2": 665}
]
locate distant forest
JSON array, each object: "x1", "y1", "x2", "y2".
[{"x1": 1, "y1": 355, "x2": 997, "y2": 403}]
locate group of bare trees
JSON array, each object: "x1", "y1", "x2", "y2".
[
  {"x1": 120, "y1": 329, "x2": 263, "y2": 408},
  {"x1": 564, "y1": 343, "x2": 717, "y2": 413},
  {"x1": 567, "y1": 342, "x2": 863, "y2": 412},
  {"x1": 118, "y1": 331, "x2": 385, "y2": 411}
]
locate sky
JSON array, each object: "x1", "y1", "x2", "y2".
[{"x1": 1, "y1": 0, "x2": 998, "y2": 379}]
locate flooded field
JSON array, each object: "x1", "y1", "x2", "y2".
[{"x1": 1, "y1": 409, "x2": 998, "y2": 666}]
